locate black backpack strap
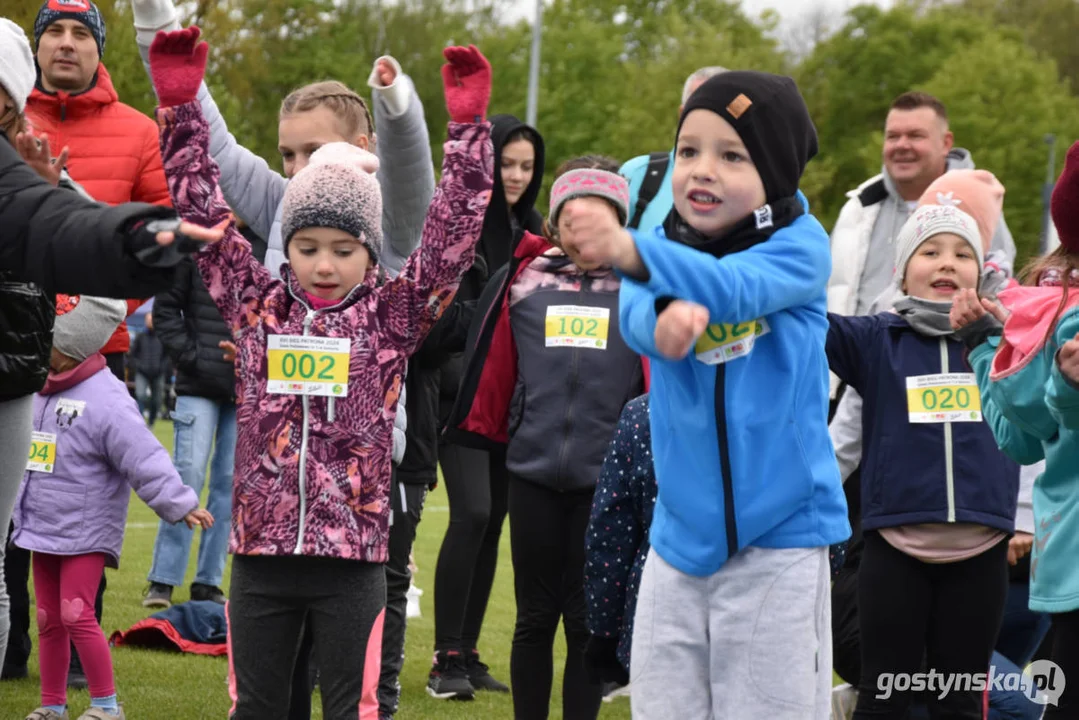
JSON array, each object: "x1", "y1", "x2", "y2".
[{"x1": 627, "y1": 151, "x2": 671, "y2": 230}]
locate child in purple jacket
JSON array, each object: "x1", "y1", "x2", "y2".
[{"x1": 14, "y1": 294, "x2": 212, "y2": 720}]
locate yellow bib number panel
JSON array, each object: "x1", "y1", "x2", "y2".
[
  {"x1": 545, "y1": 305, "x2": 610, "y2": 350},
  {"x1": 694, "y1": 319, "x2": 770, "y2": 365},
  {"x1": 906, "y1": 373, "x2": 982, "y2": 423},
  {"x1": 267, "y1": 335, "x2": 351, "y2": 397},
  {"x1": 27, "y1": 431, "x2": 56, "y2": 473}
]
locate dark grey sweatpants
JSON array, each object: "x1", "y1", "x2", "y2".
[{"x1": 227, "y1": 554, "x2": 386, "y2": 720}]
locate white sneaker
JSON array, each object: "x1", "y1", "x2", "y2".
[
  {"x1": 406, "y1": 583, "x2": 423, "y2": 619},
  {"x1": 601, "y1": 682, "x2": 631, "y2": 703},
  {"x1": 831, "y1": 683, "x2": 857, "y2": 720}
]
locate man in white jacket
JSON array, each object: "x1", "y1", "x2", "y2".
[{"x1": 827, "y1": 91, "x2": 1016, "y2": 482}]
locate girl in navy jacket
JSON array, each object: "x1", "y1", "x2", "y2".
[{"x1": 826, "y1": 204, "x2": 1018, "y2": 719}]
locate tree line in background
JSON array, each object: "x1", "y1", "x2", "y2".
[{"x1": 8, "y1": 0, "x2": 1079, "y2": 263}]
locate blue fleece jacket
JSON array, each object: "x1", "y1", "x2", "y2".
[
  {"x1": 827, "y1": 313, "x2": 1018, "y2": 534},
  {"x1": 618, "y1": 204, "x2": 850, "y2": 577}
]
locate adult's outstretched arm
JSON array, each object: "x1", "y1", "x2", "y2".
[{"x1": 0, "y1": 131, "x2": 186, "y2": 298}]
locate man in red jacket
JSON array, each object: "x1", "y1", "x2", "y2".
[{"x1": 26, "y1": 0, "x2": 171, "y2": 380}]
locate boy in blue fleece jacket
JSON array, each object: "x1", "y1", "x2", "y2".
[{"x1": 561, "y1": 72, "x2": 849, "y2": 719}]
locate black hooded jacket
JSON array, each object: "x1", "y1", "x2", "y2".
[
  {"x1": 0, "y1": 131, "x2": 180, "y2": 401},
  {"x1": 397, "y1": 115, "x2": 546, "y2": 485}
]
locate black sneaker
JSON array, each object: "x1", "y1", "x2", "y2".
[
  {"x1": 142, "y1": 582, "x2": 173, "y2": 609},
  {"x1": 190, "y1": 583, "x2": 226, "y2": 604},
  {"x1": 68, "y1": 652, "x2": 88, "y2": 689},
  {"x1": 426, "y1": 651, "x2": 475, "y2": 700},
  {"x1": 1, "y1": 663, "x2": 28, "y2": 680},
  {"x1": 465, "y1": 650, "x2": 509, "y2": 693}
]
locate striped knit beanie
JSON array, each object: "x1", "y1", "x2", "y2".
[
  {"x1": 34, "y1": 0, "x2": 106, "y2": 57},
  {"x1": 549, "y1": 169, "x2": 630, "y2": 228}
]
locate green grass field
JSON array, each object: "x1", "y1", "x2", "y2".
[{"x1": 0, "y1": 421, "x2": 633, "y2": 719}]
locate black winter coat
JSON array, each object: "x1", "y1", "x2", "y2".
[
  {"x1": 154, "y1": 257, "x2": 236, "y2": 402},
  {"x1": 0, "y1": 130, "x2": 186, "y2": 400}
]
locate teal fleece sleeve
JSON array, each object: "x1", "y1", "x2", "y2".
[
  {"x1": 971, "y1": 340, "x2": 1046, "y2": 464},
  {"x1": 1047, "y1": 312, "x2": 1079, "y2": 431}
]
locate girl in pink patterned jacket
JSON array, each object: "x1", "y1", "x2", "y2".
[{"x1": 148, "y1": 27, "x2": 493, "y2": 720}]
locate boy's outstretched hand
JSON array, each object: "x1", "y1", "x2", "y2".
[
  {"x1": 950, "y1": 288, "x2": 1009, "y2": 331},
  {"x1": 655, "y1": 300, "x2": 710, "y2": 360},
  {"x1": 149, "y1": 25, "x2": 209, "y2": 108},
  {"x1": 184, "y1": 508, "x2": 214, "y2": 530},
  {"x1": 560, "y1": 201, "x2": 642, "y2": 274},
  {"x1": 441, "y1": 45, "x2": 491, "y2": 123}
]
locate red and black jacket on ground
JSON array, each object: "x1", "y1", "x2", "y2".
[{"x1": 445, "y1": 231, "x2": 647, "y2": 492}]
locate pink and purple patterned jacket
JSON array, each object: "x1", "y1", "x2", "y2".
[{"x1": 157, "y1": 102, "x2": 492, "y2": 562}]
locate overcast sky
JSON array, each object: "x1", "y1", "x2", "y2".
[{"x1": 505, "y1": 0, "x2": 896, "y2": 29}]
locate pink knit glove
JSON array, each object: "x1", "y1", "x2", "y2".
[
  {"x1": 441, "y1": 45, "x2": 491, "y2": 124},
  {"x1": 149, "y1": 26, "x2": 208, "y2": 108}
]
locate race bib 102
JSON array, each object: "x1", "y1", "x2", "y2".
[
  {"x1": 27, "y1": 431, "x2": 56, "y2": 473},
  {"x1": 694, "y1": 319, "x2": 770, "y2": 365},
  {"x1": 545, "y1": 305, "x2": 610, "y2": 349},
  {"x1": 267, "y1": 335, "x2": 351, "y2": 397},
  {"x1": 906, "y1": 373, "x2": 983, "y2": 423}
]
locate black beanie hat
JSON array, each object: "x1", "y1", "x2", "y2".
[{"x1": 676, "y1": 70, "x2": 818, "y2": 203}]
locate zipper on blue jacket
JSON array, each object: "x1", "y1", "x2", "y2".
[{"x1": 714, "y1": 364, "x2": 739, "y2": 559}]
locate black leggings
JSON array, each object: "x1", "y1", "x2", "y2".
[
  {"x1": 508, "y1": 475, "x2": 601, "y2": 720},
  {"x1": 1044, "y1": 609, "x2": 1079, "y2": 719},
  {"x1": 432, "y1": 443, "x2": 507, "y2": 653},
  {"x1": 853, "y1": 530, "x2": 1009, "y2": 720}
]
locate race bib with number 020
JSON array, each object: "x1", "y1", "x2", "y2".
[
  {"x1": 545, "y1": 305, "x2": 610, "y2": 349},
  {"x1": 27, "y1": 431, "x2": 56, "y2": 473},
  {"x1": 906, "y1": 373, "x2": 983, "y2": 423},
  {"x1": 267, "y1": 335, "x2": 351, "y2": 397},
  {"x1": 694, "y1": 319, "x2": 770, "y2": 365}
]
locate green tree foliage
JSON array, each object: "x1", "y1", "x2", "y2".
[
  {"x1": 797, "y1": 1, "x2": 1078, "y2": 260},
  {"x1": 5, "y1": 0, "x2": 1078, "y2": 261}
]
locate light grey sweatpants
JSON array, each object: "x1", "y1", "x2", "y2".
[
  {"x1": 630, "y1": 546, "x2": 832, "y2": 720},
  {"x1": 0, "y1": 395, "x2": 35, "y2": 665}
]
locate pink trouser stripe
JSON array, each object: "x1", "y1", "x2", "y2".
[
  {"x1": 359, "y1": 609, "x2": 386, "y2": 719},
  {"x1": 226, "y1": 600, "x2": 238, "y2": 715}
]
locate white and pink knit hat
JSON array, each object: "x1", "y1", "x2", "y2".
[
  {"x1": 281, "y1": 142, "x2": 382, "y2": 263},
  {"x1": 549, "y1": 169, "x2": 630, "y2": 228}
]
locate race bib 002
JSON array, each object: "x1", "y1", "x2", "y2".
[
  {"x1": 267, "y1": 335, "x2": 351, "y2": 397},
  {"x1": 27, "y1": 431, "x2": 56, "y2": 473},
  {"x1": 545, "y1": 305, "x2": 610, "y2": 349},
  {"x1": 694, "y1": 319, "x2": 770, "y2": 365},
  {"x1": 906, "y1": 373, "x2": 983, "y2": 423}
]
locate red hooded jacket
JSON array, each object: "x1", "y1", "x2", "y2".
[{"x1": 26, "y1": 64, "x2": 171, "y2": 356}]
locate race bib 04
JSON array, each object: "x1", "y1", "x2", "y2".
[
  {"x1": 545, "y1": 305, "x2": 610, "y2": 349},
  {"x1": 906, "y1": 373, "x2": 983, "y2": 423},
  {"x1": 267, "y1": 335, "x2": 351, "y2": 397},
  {"x1": 695, "y1": 319, "x2": 770, "y2": 365},
  {"x1": 27, "y1": 431, "x2": 56, "y2": 473}
]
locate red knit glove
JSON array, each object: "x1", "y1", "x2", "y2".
[
  {"x1": 441, "y1": 45, "x2": 491, "y2": 124},
  {"x1": 149, "y1": 26, "x2": 208, "y2": 108}
]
